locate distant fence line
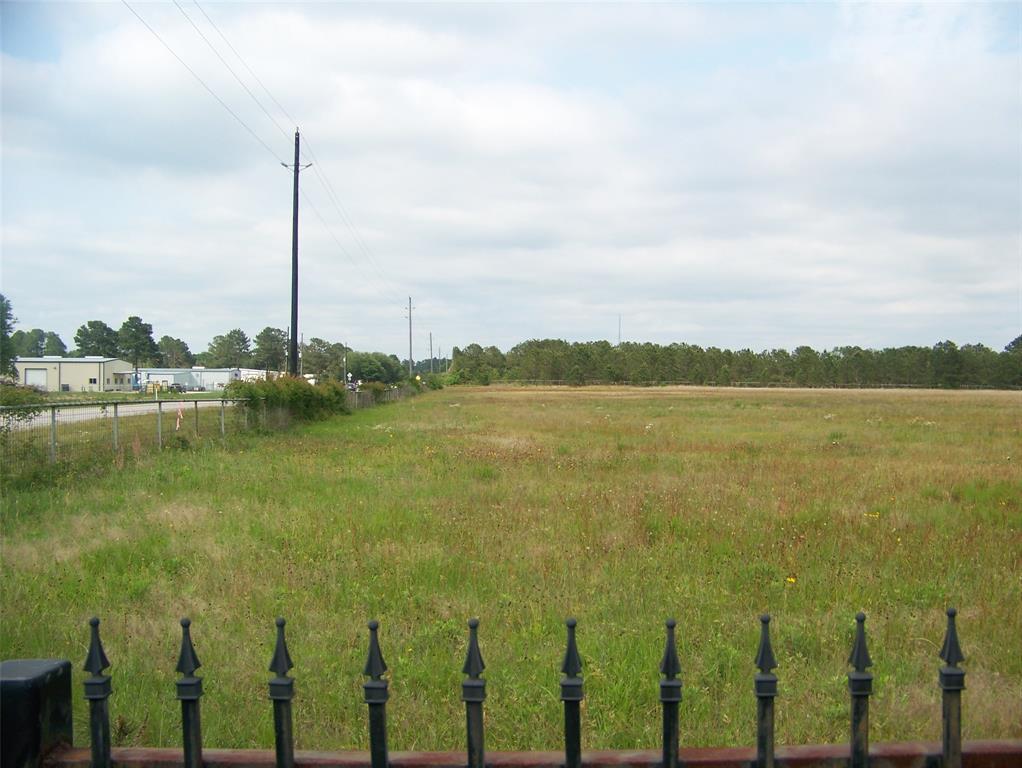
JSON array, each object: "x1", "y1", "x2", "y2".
[
  {"x1": 2, "y1": 609, "x2": 1019, "y2": 768},
  {"x1": 492, "y1": 380, "x2": 1019, "y2": 390},
  {"x1": 0, "y1": 387, "x2": 414, "y2": 484}
]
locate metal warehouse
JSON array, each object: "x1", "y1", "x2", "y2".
[{"x1": 14, "y1": 357, "x2": 134, "y2": 392}]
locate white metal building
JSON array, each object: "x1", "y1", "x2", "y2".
[
  {"x1": 14, "y1": 357, "x2": 134, "y2": 392},
  {"x1": 137, "y1": 367, "x2": 275, "y2": 390}
]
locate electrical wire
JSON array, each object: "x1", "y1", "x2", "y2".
[
  {"x1": 172, "y1": 0, "x2": 292, "y2": 143},
  {"x1": 190, "y1": 0, "x2": 405, "y2": 299},
  {"x1": 131, "y1": 0, "x2": 409, "y2": 309},
  {"x1": 192, "y1": 1, "x2": 300, "y2": 129},
  {"x1": 121, "y1": 0, "x2": 286, "y2": 165},
  {"x1": 299, "y1": 188, "x2": 400, "y2": 301}
]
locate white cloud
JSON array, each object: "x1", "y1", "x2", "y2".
[{"x1": 1, "y1": 2, "x2": 1018, "y2": 358}]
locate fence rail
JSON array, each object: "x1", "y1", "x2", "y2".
[{"x1": 3, "y1": 610, "x2": 1019, "y2": 768}]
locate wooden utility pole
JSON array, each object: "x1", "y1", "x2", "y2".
[
  {"x1": 284, "y1": 129, "x2": 310, "y2": 377},
  {"x1": 407, "y1": 296, "x2": 413, "y2": 377}
]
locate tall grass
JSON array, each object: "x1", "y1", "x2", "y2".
[{"x1": 1, "y1": 386, "x2": 1018, "y2": 751}]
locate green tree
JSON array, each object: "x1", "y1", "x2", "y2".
[
  {"x1": 43, "y1": 332, "x2": 67, "y2": 356},
  {"x1": 302, "y1": 338, "x2": 348, "y2": 379},
  {"x1": 158, "y1": 336, "x2": 195, "y2": 367},
  {"x1": 0, "y1": 294, "x2": 16, "y2": 377},
  {"x1": 74, "y1": 320, "x2": 120, "y2": 357},
  {"x1": 251, "y1": 327, "x2": 289, "y2": 371},
  {"x1": 931, "y1": 340, "x2": 962, "y2": 389},
  {"x1": 11, "y1": 329, "x2": 45, "y2": 357},
  {"x1": 200, "y1": 329, "x2": 252, "y2": 368},
  {"x1": 118, "y1": 316, "x2": 161, "y2": 370}
]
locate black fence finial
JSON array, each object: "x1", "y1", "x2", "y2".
[
  {"x1": 562, "y1": 618, "x2": 583, "y2": 679},
  {"x1": 269, "y1": 617, "x2": 294, "y2": 679},
  {"x1": 848, "y1": 612, "x2": 872, "y2": 673},
  {"x1": 661, "y1": 618, "x2": 681, "y2": 681},
  {"x1": 939, "y1": 607, "x2": 965, "y2": 669},
  {"x1": 176, "y1": 618, "x2": 202, "y2": 677},
  {"x1": 84, "y1": 617, "x2": 110, "y2": 677},
  {"x1": 364, "y1": 620, "x2": 388, "y2": 680},
  {"x1": 463, "y1": 617, "x2": 486, "y2": 679},
  {"x1": 755, "y1": 614, "x2": 777, "y2": 674}
]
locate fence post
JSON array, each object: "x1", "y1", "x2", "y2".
[
  {"x1": 194, "y1": 401, "x2": 199, "y2": 436},
  {"x1": 660, "y1": 619, "x2": 682, "y2": 768},
  {"x1": 939, "y1": 608, "x2": 965, "y2": 768},
  {"x1": 220, "y1": 400, "x2": 226, "y2": 437},
  {"x1": 754, "y1": 615, "x2": 778, "y2": 768},
  {"x1": 268, "y1": 618, "x2": 295, "y2": 768},
  {"x1": 363, "y1": 621, "x2": 389, "y2": 768},
  {"x1": 847, "y1": 612, "x2": 873, "y2": 768},
  {"x1": 112, "y1": 404, "x2": 119, "y2": 452},
  {"x1": 175, "y1": 618, "x2": 203, "y2": 768},
  {"x1": 462, "y1": 618, "x2": 486, "y2": 768},
  {"x1": 560, "y1": 618, "x2": 583, "y2": 768},
  {"x1": 83, "y1": 618, "x2": 112, "y2": 768},
  {"x1": 157, "y1": 402, "x2": 163, "y2": 450},
  {"x1": 49, "y1": 405, "x2": 57, "y2": 463}
]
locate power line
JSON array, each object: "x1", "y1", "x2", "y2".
[
  {"x1": 121, "y1": 0, "x2": 285, "y2": 164},
  {"x1": 188, "y1": 1, "x2": 404, "y2": 299},
  {"x1": 301, "y1": 138, "x2": 405, "y2": 299},
  {"x1": 192, "y1": 1, "x2": 300, "y2": 128},
  {"x1": 172, "y1": 0, "x2": 291, "y2": 143},
  {"x1": 299, "y1": 188, "x2": 397, "y2": 301},
  {"x1": 131, "y1": 0, "x2": 410, "y2": 315}
]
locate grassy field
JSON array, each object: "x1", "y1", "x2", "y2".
[{"x1": 1, "y1": 385, "x2": 1019, "y2": 751}]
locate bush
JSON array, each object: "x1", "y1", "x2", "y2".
[
  {"x1": 0, "y1": 383, "x2": 44, "y2": 435},
  {"x1": 360, "y1": 381, "x2": 388, "y2": 402},
  {"x1": 225, "y1": 377, "x2": 350, "y2": 423},
  {"x1": 424, "y1": 373, "x2": 445, "y2": 390}
]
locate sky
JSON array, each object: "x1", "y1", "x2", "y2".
[{"x1": 2, "y1": 1, "x2": 1020, "y2": 361}]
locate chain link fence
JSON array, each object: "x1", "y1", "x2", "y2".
[
  {"x1": 1, "y1": 399, "x2": 248, "y2": 486},
  {"x1": 1, "y1": 386, "x2": 418, "y2": 487}
]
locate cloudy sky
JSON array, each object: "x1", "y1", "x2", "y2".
[{"x1": 2, "y1": 1, "x2": 1019, "y2": 360}]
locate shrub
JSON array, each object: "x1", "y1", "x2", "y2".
[
  {"x1": 0, "y1": 383, "x2": 44, "y2": 435},
  {"x1": 360, "y1": 381, "x2": 388, "y2": 402},
  {"x1": 225, "y1": 377, "x2": 350, "y2": 423}
]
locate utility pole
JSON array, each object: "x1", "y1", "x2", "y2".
[
  {"x1": 407, "y1": 296, "x2": 413, "y2": 377},
  {"x1": 430, "y1": 332, "x2": 434, "y2": 374},
  {"x1": 618, "y1": 314, "x2": 621, "y2": 346},
  {"x1": 283, "y1": 129, "x2": 311, "y2": 377}
]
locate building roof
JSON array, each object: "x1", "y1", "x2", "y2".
[{"x1": 15, "y1": 356, "x2": 128, "y2": 364}]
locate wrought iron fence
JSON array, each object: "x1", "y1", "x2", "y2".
[{"x1": 4, "y1": 609, "x2": 1017, "y2": 768}]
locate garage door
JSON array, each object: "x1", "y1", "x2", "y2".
[{"x1": 25, "y1": 368, "x2": 48, "y2": 388}]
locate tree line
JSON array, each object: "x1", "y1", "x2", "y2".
[
  {"x1": 449, "y1": 337, "x2": 1022, "y2": 389},
  {"x1": 0, "y1": 295, "x2": 408, "y2": 384}
]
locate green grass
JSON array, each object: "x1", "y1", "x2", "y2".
[{"x1": 1, "y1": 385, "x2": 1019, "y2": 751}]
